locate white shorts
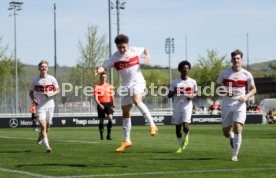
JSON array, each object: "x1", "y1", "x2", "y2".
[
  {"x1": 221, "y1": 103, "x2": 246, "y2": 127},
  {"x1": 171, "y1": 108, "x2": 192, "y2": 125},
  {"x1": 37, "y1": 108, "x2": 54, "y2": 125},
  {"x1": 120, "y1": 82, "x2": 146, "y2": 106}
]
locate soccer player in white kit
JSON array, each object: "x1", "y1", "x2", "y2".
[
  {"x1": 168, "y1": 60, "x2": 197, "y2": 153},
  {"x1": 216, "y1": 49, "x2": 256, "y2": 161},
  {"x1": 29, "y1": 60, "x2": 60, "y2": 153},
  {"x1": 95, "y1": 34, "x2": 158, "y2": 152}
]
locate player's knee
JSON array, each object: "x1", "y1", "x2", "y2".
[
  {"x1": 183, "y1": 127, "x2": 189, "y2": 134},
  {"x1": 122, "y1": 104, "x2": 132, "y2": 114},
  {"x1": 123, "y1": 112, "x2": 131, "y2": 118},
  {"x1": 133, "y1": 96, "x2": 142, "y2": 106},
  {"x1": 41, "y1": 129, "x2": 47, "y2": 136},
  {"x1": 122, "y1": 108, "x2": 131, "y2": 118},
  {"x1": 40, "y1": 124, "x2": 46, "y2": 130},
  {"x1": 107, "y1": 115, "x2": 113, "y2": 121},
  {"x1": 99, "y1": 121, "x2": 104, "y2": 125},
  {"x1": 99, "y1": 119, "x2": 104, "y2": 124},
  {"x1": 233, "y1": 122, "x2": 243, "y2": 134},
  {"x1": 133, "y1": 99, "x2": 140, "y2": 106}
]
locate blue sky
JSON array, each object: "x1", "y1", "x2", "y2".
[{"x1": 1, "y1": 0, "x2": 276, "y2": 68}]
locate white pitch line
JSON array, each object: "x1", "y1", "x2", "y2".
[
  {"x1": 0, "y1": 167, "x2": 52, "y2": 178},
  {"x1": 0, "y1": 136, "x2": 34, "y2": 140},
  {"x1": 61, "y1": 140, "x2": 98, "y2": 144},
  {"x1": 1, "y1": 166, "x2": 276, "y2": 178},
  {"x1": 55, "y1": 167, "x2": 276, "y2": 178},
  {"x1": 0, "y1": 136, "x2": 98, "y2": 144},
  {"x1": 1, "y1": 136, "x2": 275, "y2": 177}
]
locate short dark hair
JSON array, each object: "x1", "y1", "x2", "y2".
[
  {"x1": 38, "y1": 60, "x2": 48, "y2": 68},
  {"x1": 178, "y1": 60, "x2": 191, "y2": 72},
  {"x1": 231, "y1": 49, "x2": 243, "y2": 58},
  {"x1": 114, "y1": 34, "x2": 129, "y2": 45},
  {"x1": 100, "y1": 72, "x2": 107, "y2": 77}
]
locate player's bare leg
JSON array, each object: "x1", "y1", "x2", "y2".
[
  {"x1": 223, "y1": 125, "x2": 234, "y2": 148},
  {"x1": 182, "y1": 122, "x2": 190, "y2": 150},
  {"x1": 175, "y1": 124, "x2": 183, "y2": 153},
  {"x1": 133, "y1": 94, "x2": 158, "y2": 136},
  {"x1": 39, "y1": 119, "x2": 52, "y2": 153},
  {"x1": 116, "y1": 104, "x2": 132, "y2": 152},
  {"x1": 231, "y1": 122, "x2": 243, "y2": 161}
]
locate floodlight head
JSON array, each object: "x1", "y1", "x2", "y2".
[
  {"x1": 9, "y1": 1, "x2": 23, "y2": 5},
  {"x1": 120, "y1": 1, "x2": 126, "y2": 9},
  {"x1": 14, "y1": 1, "x2": 23, "y2": 5},
  {"x1": 110, "y1": 2, "x2": 114, "y2": 9}
]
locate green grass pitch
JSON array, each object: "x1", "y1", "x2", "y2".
[{"x1": 0, "y1": 125, "x2": 276, "y2": 178}]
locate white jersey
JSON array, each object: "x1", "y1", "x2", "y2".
[
  {"x1": 103, "y1": 46, "x2": 145, "y2": 86},
  {"x1": 169, "y1": 77, "x2": 198, "y2": 111},
  {"x1": 216, "y1": 67, "x2": 255, "y2": 106},
  {"x1": 30, "y1": 75, "x2": 59, "y2": 110}
]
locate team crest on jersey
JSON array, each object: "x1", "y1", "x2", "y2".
[
  {"x1": 114, "y1": 56, "x2": 139, "y2": 70},
  {"x1": 223, "y1": 79, "x2": 247, "y2": 88},
  {"x1": 35, "y1": 85, "x2": 54, "y2": 92},
  {"x1": 176, "y1": 87, "x2": 193, "y2": 95}
]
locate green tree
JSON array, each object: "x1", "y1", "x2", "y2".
[
  {"x1": 68, "y1": 26, "x2": 109, "y2": 102},
  {"x1": 0, "y1": 37, "x2": 26, "y2": 113},
  {"x1": 0, "y1": 38, "x2": 14, "y2": 112},
  {"x1": 0, "y1": 38, "x2": 11, "y2": 77},
  {"x1": 143, "y1": 69, "x2": 168, "y2": 87},
  {"x1": 190, "y1": 49, "x2": 230, "y2": 100},
  {"x1": 269, "y1": 62, "x2": 276, "y2": 70}
]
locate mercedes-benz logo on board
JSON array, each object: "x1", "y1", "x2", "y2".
[{"x1": 9, "y1": 118, "x2": 18, "y2": 128}]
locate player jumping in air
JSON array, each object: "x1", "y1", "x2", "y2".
[{"x1": 95, "y1": 34, "x2": 158, "y2": 152}]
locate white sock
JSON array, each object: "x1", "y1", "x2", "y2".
[
  {"x1": 177, "y1": 137, "x2": 183, "y2": 147},
  {"x1": 123, "y1": 118, "x2": 131, "y2": 142},
  {"x1": 232, "y1": 133, "x2": 242, "y2": 157},
  {"x1": 230, "y1": 131, "x2": 234, "y2": 139},
  {"x1": 136, "y1": 102, "x2": 155, "y2": 126},
  {"x1": 43, "y1": 137, "x2": 50, "y2": 150}
]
